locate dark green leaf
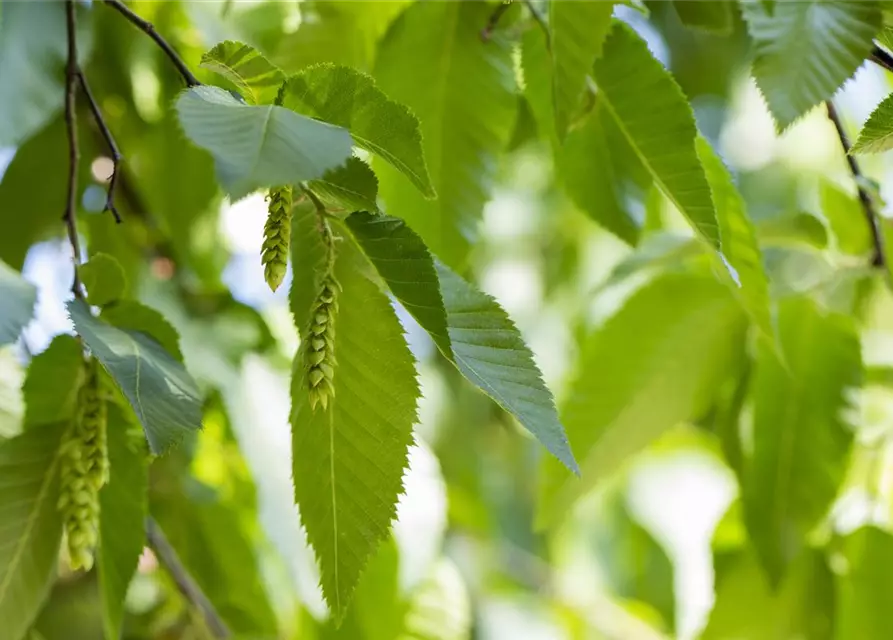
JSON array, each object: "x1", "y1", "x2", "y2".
[
  {"x1": 200, "y1": 40, "x2": 285, "y2": 105},
  {"x1": 281, "y1": 64, "x2": 434, "y2": 198},
  {"x1": 0, "y1": 260, "x2": 36, "y2": 346},
  {"x1": 743, "y1": 296, "x2": 860, "y2": 584},
  {"x1": 68, "y1": 300, "x2": 202, "y2": 454},
  {"x1": 674, "y1": 0, "x2": 734, "y2": 35},
  {"x1": 79, "y1": 253, "x2": 127, "y2": 307},
  {"x1": 176, "y1": 85, "x2": 353, "y2": 200},
  {"x1": 307, "y1": 157, "x2": 379, "y2": 214},
  {"x1": 22, "y1": 335, "x2": 83, "y2": 428}
]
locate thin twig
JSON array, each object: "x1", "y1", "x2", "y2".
[
  {"x1": 63, "y1": 0, "x2": 84, "y2": 300},
  {"x1": 826, "y1": 100, "x2": 886, "y2": 268},
  {"x1": 77, "y1": 71, "x2": 123, "y2": 223},
  {"x1": 146, "y1": 517, "x2": 231, "y2": 639},
  {"x1": 103, "y1": 0, "x2": 201, "y2": 87},
  {"x1": 482, "y1": 1, "x2": 512, "y2": 42},
  {"x1": 872, "y1": 45, "x2": 893, "y2": 74}
]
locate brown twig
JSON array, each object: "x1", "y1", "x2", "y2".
[
  {"x1": 146, "y1": 517, "x2": 231, "y2": 639},
  {"x1": 826, "y1": 100, "x2": 886, "y2": 268},
  {"x1": 63, "y1": 0, "x2": 84, "y2": 299},
  {"x1": 871, "y1": 45, "x2": 893, "y2": 74},
  {"x1": 103, "y1": 0, "x2": 201, "y2": 87},
  {"x1": 77, "y1": 72, "x2": 123, "y2": 223}
]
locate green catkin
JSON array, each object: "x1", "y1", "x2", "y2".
[
  {"x1": 305, "y1": 275, "x2": 340, "y2": 411},
  {"x1": 262, "y1": 186, "x2": 293, "y2": 292},
  {"x1": 57, "y1": 358, "x2": 108, "y2": 571}
]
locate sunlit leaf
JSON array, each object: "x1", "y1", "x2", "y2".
[
  {"x1": 852, "y1": 91, "x2": 893, "y2": 154},
  {"x1": 200, "y1": 40, "x2": 285, "y2": 105},
  {"x1": 307, "y1": 158, "x2": 379, "y2": 214},
  {"x1": 22, "y1": 335, "x2": 83, "y2": 428},
  {"x1": 101, "y1": 300, "x2": 184, "y2": 363},
  {"x1": 838, "y1": 526, "x2": 893, "y2": 638}
]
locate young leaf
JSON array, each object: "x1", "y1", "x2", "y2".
[
  {"x1": 291, "y1": 232, "x2": 419, "y2": 620},
  {"x1": 22, "y1": 335, "x2": 83, "y2": 427},
  {"x1": 67, "y1": 300, "x2": 202, "y2": 454},
  {"x1": 176, "y1": 85, "x2": 353, "y2": 200},
  {"x1": 550, "y1": 0, "x2": 614, "y2": 139},
  {"x1": 743, "y1": 296, "x2": 860, "y2": 585},
  {"x1": 696, "y1": 138, "x2": 772, "y2": 338},
  {"x1": 200, "y1": 40, "x2": 285, "y2": 105},
  {"x1": 435, "y1": 262, "x2": 577, "y2": 473},
  {"x1": 79, "y1": 253, "x2": 127, "y2": 307},
  {"x1": 101, "y1": 300, "x2": 184, "y2": 362},
  {"x1": 345, "y1": 212, "x2": 451, "y2": 356},
  {"x1": 592, "y1": 22, "x2": 720, "y2": 247},
  {"x1": 0, "y1": 421, "x2": 66, "y2": 640},
  {"x1": 280, "y1": 64, "x2": 434, "y2": 198},
  {"x1": 742, "y1": 0, "x2": 881, "y2": 130},
  {"x1": 307, "y1": 157, "x2": 379, "y2": 214},
  {"x1": 838, "y1": 526, "x2": 893, "y2": 638},
  {"x1": 97, "y1": 410, "x2": 147, "y2": 640},
  {"x1": 852, "y1": 92, "x2": 893, "y2": 154},
  {"x1": 674, "y1": 0, "x2": 733, "y2": 35},
  {"x1": 0, "y1": 259, "x2": 36, "y2": 346},
  {"x1": 537, "y1": 273, "x2": 747, "y2": 528},
  {"x1": 374, "y1": 1, "x2": 517, "y2": 268}
]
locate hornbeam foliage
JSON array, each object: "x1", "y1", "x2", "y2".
[{"x1": 6, "y1": 1, "x2": 893, "y2": 637}]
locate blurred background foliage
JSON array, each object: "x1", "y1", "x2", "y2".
[{"x1": 5, "y1": 0, "x2": 893, "y2": 638}]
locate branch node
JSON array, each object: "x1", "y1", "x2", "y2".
[{"x1": 77, "y1": 71, "x2": 123, "y2": 224}]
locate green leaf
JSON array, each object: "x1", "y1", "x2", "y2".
[
  {"x1": 200, "y1": 40, "x2": 285, "y2": 105},
  {"x1": 537, "y1": 273, "x2": 747, "y2": 528},
  {"x1": 345, "y1": 212, "x2": 451, "y2": 356},
  {"x1": 289, "y1": 203, "x2": 329, "y2": 335},
  {"x1": 0, "y1": 422, "x2": 66, "y2": 640},
  {"x1": 550, "y1": 0, "x2": 613, "y2": 139},
  {"x1": 176, "y1": 85, "x2": 353, "y2": 200},
  {"x1": 436, "y1": 262, "x2": 576, "y2": 472},
  {"x1": 742, "y1": 0, "x2": 881, "y2": 130},
  {"x1": 838, "y1": 526, "x2": 893, "y2": 638},
  {"x1": 702, "y1": 549, "x2": 834, "y2": 639},
  {"x1": 374, "y1": 1, "x2": 517, "y2": 268},
  {"x1": 97, "y1": 410, "x2": 148, "y2": 640},
  {"x1": 307, "y1": 157, "x2": 379, "y2": 214},
  {"x1": 22, "y1": 335, "x2": 83, "y2": 428},
  {"x1": 281, "y1": 64, "x2": 434, "y2": 198},
  {"x1": 696, "y1": 138, "x2": 772, "y2": 337},
  {"x1": 820, "y1": 180, "x2": 872, "y2": 254},
  {"x1": 0, "y1": 2, "x2": 91, "y2": 146},
  {"x1": 79, "y1": 253, "x2": 127, "y2": 307},
  {"x1": 852, "y1": 91, "x2": 893, "y2": 154},
  {"x1": 101, "y1": 300, "x2": 184, "y2": 363},
  {"x1": 0, "y1": 260, "x2": 36, "y2": 347},
  {"x1": 743, "y1": 296, "x2": 860, "y2": 585},
  {"x1": 674, "y1": 0, "x2": 734, "y2": 35},
  {"x1": 592, "y1": 22, "x2": 720, "y2": 247},
  {"x1": 401, "y1": 559, "x2": 471, "y2": 640},
  {"x1": 290, "y1": 232, "x2": 419, "y2": 620},
  {"x1": 67, "y1": 300, "x2": 202, "y2": 454}
]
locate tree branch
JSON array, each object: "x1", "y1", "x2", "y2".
[
  {"x1": 64, "y1": 0, "x2": 84, "y2": 300},
  {"x1": 77, "y1": 71, "x2": 123, "y2": 223},
  {"x1": 103, "y1": 0, "x2": 201, "y2": 87},
  {"x1": 146, "y1": 517, "x2": 231, "y2": 639},
  {"x1": 871, "y1": 45, "x2": 893, "y2": 74},
  {"x1": 826, "y1": 100, "x2": 886, "y2": 268},
  {"x1": 481, "y1": 1, "x2": 513, "y2": 42}
]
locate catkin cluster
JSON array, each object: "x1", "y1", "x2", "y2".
[
  {"x1": 305, "y1": 275, "x2": 340, "y2": 411},
  {"x1": 58, "y1": 358, "x2": 108, "y2": 571},
  {"x1": 261, "y1": 186, "x2": 293, "y2": 292}
]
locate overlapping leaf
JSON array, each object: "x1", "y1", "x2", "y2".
[
  {"x1": 68, "y1": 300, "x2": 202, "y2": 454},
  {"x1": 101, "y1": 300, "x2": 184, "y2": 363},
  {"x1": 0, "y1": 422, "x2": 66, "y2": 640},
  {"x1": 674, "y1": 0, "x2": 733, "y2": 35},
  {"x1": 0, "y1": 260, "x2": 36, "y2": 346},
  {"x1": 281, "y1": 64, "x2": 433, "y2": 198},
  {"x1": 22, "y1": 335, "x2": 83, "y2": 427},
  {"x1": 852, "y1": 92, "x2": 893, "y2": 154},
  {"x1": 537, "y1": 273, "x2": 746, "y2": 528},
  {"x1": 550, "y1": 0, "x2": 614, "y2": 139},
  {"x1": 743, "y1": 296, "x2": 860, "y2": 585},
  {"x1": 290, "y1": 232, "x2": 419, "y2": 619},
  {"x1": 176, "y1": 85, "x2": 353, "y2": 199},
  {"x1": 592, "y1": 22, "x2": 720, "y2": 247},
  {"x1": 79, "y1": 253, "x2": 127, "y2": 307},
  {"x1": 742, "y1": 0, "x2": 881, "y2": 130},
  {"x1": 200, "y1": 40, "x2": 285, "y2": 105},
  {"x1": 307, "y1": 157, "x2": 379, "y2": 213},
  {"x1": 374, "y1": 2, "x2": 516, "y2": 268}
]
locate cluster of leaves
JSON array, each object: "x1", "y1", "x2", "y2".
[{"x1": 7, "y1": 0, "x2": 893, "y2": 638}]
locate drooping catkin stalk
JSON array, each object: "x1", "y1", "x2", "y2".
[
  {"x1": 58, "y1": 357, "x2": 108, "y2": 571},
  {"x1": 305, "y1": 274, "x2": 340, "y2": 411},
  {"x1": 262, "y1": 186, "x2": 293, "y2": 292}
]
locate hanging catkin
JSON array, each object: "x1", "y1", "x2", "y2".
[
  {"x1": 57, "y1": 357, "x2": 108, "y2": 571},
  {"x1": 261, "y1": 186, "x2": 293, "y2": 292},
  {"x1": 305, "y1": 274, "x2": 340, "y2": 411}
]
